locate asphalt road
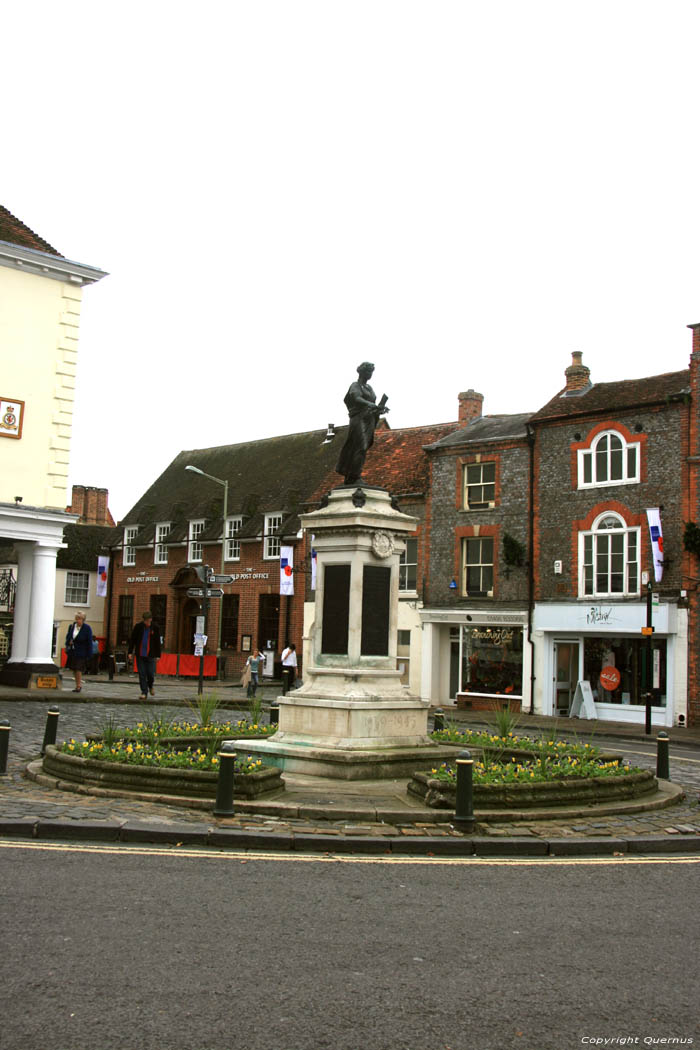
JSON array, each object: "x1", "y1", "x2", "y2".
[{"x1": 2, "y1": 842, "x2": 698, "y2": 1050}]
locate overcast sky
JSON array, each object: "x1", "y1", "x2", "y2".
[{"x1": 5, "y1": 1, "x2": 700, "y2": 521}]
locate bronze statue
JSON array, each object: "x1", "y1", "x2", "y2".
[{"x1": 336, "y1": 362, "x2": 389, "y2": 484}]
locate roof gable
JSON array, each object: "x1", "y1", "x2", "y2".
[{"x1": 531, "y1": 369, "x2": 690, "y2": 423}]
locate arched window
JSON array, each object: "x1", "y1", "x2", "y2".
[
  {"x1": 579, "y1": 430, "x2": 640, "y2": 488},
  {"x1": 579, "y1": 512, "x2": 640, "y2": 597}
]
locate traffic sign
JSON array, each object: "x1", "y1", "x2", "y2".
[
  {"x1": 186, "y1": 587, "x2": 225, "y2": 598},
  {"x1": 208, "y1": 574, "x2": 235, "y2": 585}
]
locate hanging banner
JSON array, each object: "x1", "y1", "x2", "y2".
[
  {"x1": 96, "y1": 555, "x2": 110, "y2": 597},
  {"x1": 280, "y1": 545, "x2": 294, "y2": 596},
  {"x1": 646, "y1": 508, "x2": 664, "y2": 583}
]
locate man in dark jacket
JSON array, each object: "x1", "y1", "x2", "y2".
[{"x1": 128, "y1": 611, "x2": 162, "y2": 699}]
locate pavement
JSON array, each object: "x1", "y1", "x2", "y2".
[{"x1": 1, "y1": 670, "x2": 699, "y2": 856}]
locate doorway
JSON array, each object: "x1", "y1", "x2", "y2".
[
  {"x1": 179, "y1": 598, "x2": 202, "y2": 654},
  {"x1": 553, "y1": 640, "x2": 580, "y2": 715}
]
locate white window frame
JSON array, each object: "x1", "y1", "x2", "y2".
[
  {"x1": 463, "y1": 461, "x2": 496, "y2": 510},
  {"x1": 399, "y1": 537, "x2": 418, "y2": 592},
  {"x1": 578, "y1": 430, "x2": 640, "y2": 490},
  {"x1": 65, "y1": 570, "x2": 90, "y2": 605},
  {"x1": 264, "y1": 513, "x2": 283, "y2": 560},
  {"x1": 225, "y1": 516, "x2": 242, "y2": 561},
  {"x1": 188, "y1": 519, "x2": 205, "y2": 563},
  {"x1": 579, "y1": 511, "x2": 640, "y2": 598},
  {"x1": 123, "y1": 525, "x2": 138, "y2": 567},
  {"x1": 154, "y1": 522, "x2": 171, "y2": 565},
  {"x1": 461, "y1": 536, "x2": 494, "y2": 597}
]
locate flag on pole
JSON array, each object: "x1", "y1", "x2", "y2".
[
  {"x1": 96, "y1": 555, "x2": 110, "y2": 597},
  {"x1": 646, "y1": 508, "x2": 664, "y2": 582},
  {"x1": 311, "y1": 543, "x2": 317, "y2": 591},
  {"x1": 280, "y1": 545, "x2": 294, "y2": 595}
]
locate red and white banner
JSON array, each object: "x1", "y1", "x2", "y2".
[
  {"x1": 280, "y1": 545, "x2": 294, "y2": 596},
  {"x1": 96, "y1": 555, "x2": 110, "y2": 598},
  {"x1": 646, "y1": 508, "x2": 664, "y2": 583}
]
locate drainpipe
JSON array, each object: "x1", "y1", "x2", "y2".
[{"x1": 526, "y1": 423, "x2": 536, "y2": 714}]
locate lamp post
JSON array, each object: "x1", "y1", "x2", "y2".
[{"x1": 185, "y1": 465, "x2": 228, "y2": 674}]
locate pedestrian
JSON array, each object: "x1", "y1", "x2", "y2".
[
  {"x1": 281, "y1": 642, "x2": 297, "y2": 694},
  {"x1": 64, "y1": 611, "x2": 93, "y2": 693},
  {"x1": 245, "y1": 648, "x2": 264, "y2": 699},
  {"x1": 128, "y1": 611, "x2": 162, "y2": 700}
]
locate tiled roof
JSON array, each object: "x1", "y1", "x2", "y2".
[
  {"x1": 530, "y1": 369, "x2": 690, "y2": 423},
  {"x1": 427, "y1": 413, "x2": 533, "y2": 450},
  {"x1": 0, "y1": 205, "x2": 62, "y2": 256}
]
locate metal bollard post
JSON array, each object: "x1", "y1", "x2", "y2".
[
  {"x1": 213, "y1": 741, "x2": 237, "y2": 816},
  {"x1": 269, "y1": 703, "x2": 279, "y2": 727},
  {"x1": 453, "y1": 749, "x2": 476, "y2": 833},
  {"x1": 41, "y1": 707, "x2": 60, "y2": 756},
  {"x1": 0, "y1": 720, "x2": 10, "y2": 776},
  {"x1": 108, "y1": 653, "x2": 115, "y2": 681},
  {"x1": 656, "y1": 730, "x2": 670, "y2": 780},
  {"x1": 433, "y1": 708, "x2": 445, "y2": 732}
]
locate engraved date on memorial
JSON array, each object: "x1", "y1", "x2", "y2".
[
  {"x1": 361, "y1": 565, "x2": 390, "y2": 656},
  {"x1": 322, "y1": 564, "x2": 351, "y2": 654}
]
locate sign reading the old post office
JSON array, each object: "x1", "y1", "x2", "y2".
[{"x1": 0, "y1": 398, "x2": 24, "y2": 439}]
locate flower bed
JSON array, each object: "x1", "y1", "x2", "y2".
[
  {"x1": 409, "y1": 756, "x2": 656, "y2": 809},
  {"x1": 43, "y1": 743, "x2": 283, "y2": 799}
]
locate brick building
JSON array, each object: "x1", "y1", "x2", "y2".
[
  {"x1": 105, "y1": 416, "x2": 459, "y2": 687},
  {"x1": 420, "y1": 389, "x2": 535, "y2": 709}
]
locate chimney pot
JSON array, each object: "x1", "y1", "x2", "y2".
[
  {"x1": 564, "y1": 352, "x2": 591, "y2": 393},
  {"x1": 458, "y1": 389, "x2": 484, "y2": 424}
]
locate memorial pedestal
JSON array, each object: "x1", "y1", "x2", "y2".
[{"x1": 234, "y1": 486, "x2": 448, "y2": 779}]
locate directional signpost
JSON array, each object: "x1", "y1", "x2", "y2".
[
  {"x1": 209, "y1": 574, "x2": 235, "y2": 586},
  {"x1": 186, "y1": 587, "x2": 225, "y2": 598}
]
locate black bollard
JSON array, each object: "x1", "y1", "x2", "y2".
[
  {"x1": 433, "y1": 708, "x2": 445, "y2": 732},
  {"x1": 41, "y1": 707, "x2": 60, "y2": 756},
  {"x1": 656, "y1": 730, "x2": 670, "y2": 780},
  {"x1": 0, "y1": 719, "x2": 10, "y2": 776},
  {"x1": 108, "y1": 653, "x2": 115, "y2": 681},
  {"x1": 269, "y1": 703, "x2": 279, "y2": 727},
  {"x1": 213, "y1": 741, "x2": 237, "y2": 816},
  {"x1": 453, "y1": 749, "x2": 476, "y2": 833}
]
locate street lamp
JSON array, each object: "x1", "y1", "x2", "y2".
[{"x1": 185, "y1": 465, "x2": 228, "y2": 672}]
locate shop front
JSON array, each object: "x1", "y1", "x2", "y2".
[
  {"x1": 420, "y1": 609, "x2": 530, "y2": 709},
  {"x1": 533, "y1": 600, "x2": 687, "y2": 726}
]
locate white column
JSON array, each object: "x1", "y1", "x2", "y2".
[
  {"x1": 24, "y1": 545, "x2": 60, "y2": 665},
  {"x1": 7, "y1": 542, "x2": 34, "y2": 663},
  {"x1": 420, "y1": 620, "x2": 437, "y2": 704}
]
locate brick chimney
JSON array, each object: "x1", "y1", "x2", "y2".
[
  {"x1": 458, "y1": 389, "x2": 484, "y2": 424},
  {"x1": 68, "y1": 484, "x2": 114, "y2": 526},
  {"x1": 564, "y1": 351, "x2": 591, "y2": 393}
]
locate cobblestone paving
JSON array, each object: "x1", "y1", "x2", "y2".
[{"x1": 1, "y1": 698, "x2": 699, "y2": 840}]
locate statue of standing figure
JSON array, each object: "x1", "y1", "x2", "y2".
[{"x1": 335, "y1": 362, "x2": 389, "y2": 485}]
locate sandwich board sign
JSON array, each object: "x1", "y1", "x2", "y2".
[{"x1": 569, "y1": 680, "x2": 597, "y2": 719}]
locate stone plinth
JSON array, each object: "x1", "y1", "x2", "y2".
[{"x1": 233, "y1": 485, "x2": 444, "y2": 779}]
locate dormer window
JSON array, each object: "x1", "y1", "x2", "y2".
[
  {"x1": 188, "y1": 520, "x2": 205, "y2": 563},
  {"x1": 123, "y1": 525, "x2": 138, "y2": 567},
  {"x1": 154, "y1": 522, "x2": 171, "y2": 565},
  {"x1": 578, "y1": 430, "x2": 640, "y2": 489},
  {"x1": 264, "y1": 513, "x2": 283, "y2": 559}
]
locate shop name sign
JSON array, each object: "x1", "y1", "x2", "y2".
[
  {"x1": 471, "y1": 627, "x2": 515, "y2": 645},
  {"x1": 126, "y1": 576, "x2": 160, "y2": 583},
  {"x1": 229, "y1": 572, "x2": 270, "y2": 582},
  {"x1": 586, "y1": 606, "x2": 617, "y2": 625}
]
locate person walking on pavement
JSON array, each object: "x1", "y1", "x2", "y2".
[
  {"x1": 245, "y1": 648, "x2": 264, "y2": 699},
  {"x1": 281, "y1": 642, "x2": 297, "y2": 694},
  {"x1": 65, "y1": 611, "x2": 93, "y2": 693},
  {"x1": 128, "y1": 611, "x2": 162, "y2": 699}
]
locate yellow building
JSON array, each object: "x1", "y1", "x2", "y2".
[{"x1": 0, "y1": 205, "x2": 106, "y2": 687}]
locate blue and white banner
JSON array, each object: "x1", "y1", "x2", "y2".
[
  {"x1": 646, "y1": 508, "x2": 664, "y2": 583},
  {"x1": 311, "y1": 540, "x2": 317, "y2": 591},
  {"x1": 280, "y1": 546, "x2": 294, "y2": 596},
  {"x1": 96, "y1": 555, "x2": 110, "y2": 598}
]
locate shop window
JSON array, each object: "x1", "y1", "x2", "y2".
[
  {"x1": 463, "y1": 461, "x2": 496, "y2": 509},
  {"x1": 579, "y1": 430, "x2": 640, "y2": 489},
  {"x1": 65, "y1": 571, "x2": 89, "y2": 605},
  {"x1": 580, "y1": 512, "x2": 640, "y2": 597},
  {"x1": 188, "y1": 520, "x2": 205, "y2": 563},
  {"x1": 117, "y1": 595, "x2": 134, "y2": 645},
  {"x1": 154, "y1": 523, "x2": 170, "y2": 565},
  {"x1": 123, "y1": 525, "x2": 138, "y2": 567},
  {"x1": 264, "y1": 513, "x2": 283, "y2": 560},
  {"x1": 461, "y1": 537, "x2": 494, "y2": 597},
  {"x1": 399, "y1": 538, "x2": 418, "y2": 592},
  {"x1": 451, "y1": 624, "x2": 523, "y2": 698},
  {"x1": 584, "y1": 636, "x2": 666, "y2": 706},
  {"x1": 225, "y1": 517, "x2": 242, "y2": 561},
  {"x1": 221, "y1": 594, "x2": 240, "y2": 649}
]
